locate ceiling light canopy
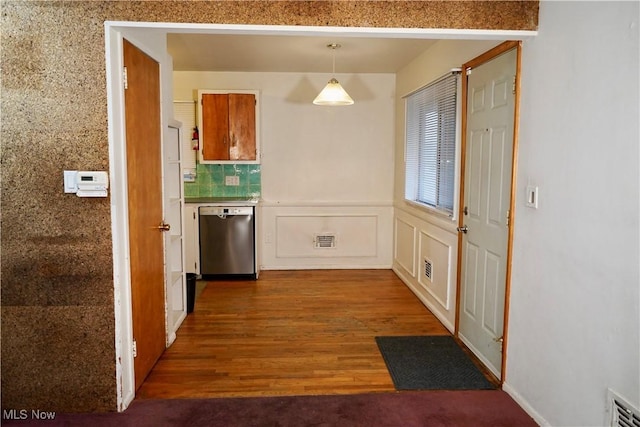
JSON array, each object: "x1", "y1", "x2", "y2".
[{"x1": 313, "y1": 44, "x2": 354, "y2": 106}]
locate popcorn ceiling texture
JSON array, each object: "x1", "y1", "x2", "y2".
[{"x1": 0, "y1": 0, "x2": 538, "y2": 413}]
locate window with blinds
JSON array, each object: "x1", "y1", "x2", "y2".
[{"x1": 404, "y1": 72, "x2": 460, "y2": 215}]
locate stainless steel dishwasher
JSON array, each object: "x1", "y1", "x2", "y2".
[{"x1": 198, "y1": 206, "x2": 256, "y2": 278}]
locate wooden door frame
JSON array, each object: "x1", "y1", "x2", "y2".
[{"x1": 454, "y1": 40, "x2": 522, "y2": 384}]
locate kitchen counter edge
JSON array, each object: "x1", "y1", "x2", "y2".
[{"x1": 184, "y1": 198, "x2": 261, "y2": 206}]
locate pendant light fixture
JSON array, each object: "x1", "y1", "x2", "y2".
[{"x1": 313, "y1": 43, "x2": 354, "y2": 106}]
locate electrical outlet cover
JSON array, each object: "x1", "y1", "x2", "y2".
[{"x1": 225, "y1": 175, "x2": 240, "y2": 186}]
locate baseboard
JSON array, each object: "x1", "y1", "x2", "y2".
[
  {"x1": 502, "y1": 381, "x2": 550, "y2": 426},
  {"x1": 260, "y1": 265, "x2": 392, "y2": 270},
  {"x1": 392, "y1": 265, "x2": 454, "y2": 333}
]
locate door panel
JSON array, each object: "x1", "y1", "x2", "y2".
[
  {"x1": 488, "y1": 129, "x2": 507, "y2": 224},
  {"x1": 202, "y1": 93, "x2": 230, "y2": 161},
  {"x1": 483, "y1": 250, "x2": 501, "y2": 334},
  {"x1": 467, "y1": 130, "x2": 484, "y2": 216},
  {"x1": 123, "y1": 39, "x2": 166, "y2": 391},
  {"x1": 463, "y1": 243, "x2": 479, "y2": 317},
  {"x1": 459, "y1": 48, "x2": 517, "y2": 379},
  {"x1": 228, "y1": 93, "x2": 256, "y2": 160}
]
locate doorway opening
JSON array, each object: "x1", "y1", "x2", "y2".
[{"x1": 106, "y1": 22, "x2": 533, "y2": 411}]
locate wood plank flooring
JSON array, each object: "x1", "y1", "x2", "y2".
[{"x1": 136, "y1": 269, "x2": 450, "y2": 399}]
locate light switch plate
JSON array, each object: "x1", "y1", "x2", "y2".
[
  {"x1": 526, "y1": 185, "x2": 539, "y2": 208},
  {"x1": 225, "y1": 175, "x2": 240, "y2": 186},
  {"x1": 64, "y1": 170, "x2": 78, "y2": 193}
]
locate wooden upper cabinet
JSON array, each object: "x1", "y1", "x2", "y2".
[
  {"x1": 199, "y1": 90, "x2": 259, "y2": 163},
  {"x1": 201, "y1": 93, "x2": 230, "y2": 160}
]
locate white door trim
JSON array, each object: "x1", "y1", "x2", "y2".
[
  {"x1": 105, "y1": 21, "x2": 537, "y2": 39},
  {"x1": 106, "y1": 26, "x2": 135, "y2": 412}
]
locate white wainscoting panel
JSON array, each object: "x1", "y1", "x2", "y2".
[
  {"x1": 418, "y1": 230, "x2": 452, "y2": 310},
  {"x1": 394, "y1": 217, "x2": 416, "y2": 277},
  {"x1": 260, "y1": 202, "x2": 393, "y2": 270},
  {"x1": 392, "y1": 206, "x2": 458, "y2": 332},
  {"x1": 276, "y1": 215, "x2": 377, "y2": 258}
]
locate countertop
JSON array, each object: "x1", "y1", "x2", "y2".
[{"x1": 185, "y1": 197, "x2": 260, "y2": 206}]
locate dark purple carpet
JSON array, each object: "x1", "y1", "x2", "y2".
[{"x1": 3, "y1": 390, "x2": 537, "y2": 427}]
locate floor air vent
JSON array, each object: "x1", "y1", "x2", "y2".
[
  {"x1": 609, "y1": 389, "x2": 640, "y2": 427},
  {"x1": 314, "y1": 234, "x2": 336, "y2": 249},
  {"x1": 424, "y1": 258, "x2": 433, "y2": 281}
]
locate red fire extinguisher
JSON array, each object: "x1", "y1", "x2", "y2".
[{"x1": 191, "y1": 126, "x2": 199, "y2": 150}]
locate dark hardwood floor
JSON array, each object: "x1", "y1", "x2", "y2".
[{"x1": 136, "y1": 269, "x2": 452, "y2": 399}]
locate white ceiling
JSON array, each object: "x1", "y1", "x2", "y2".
[{"x1": 167, "y1": 33, "x2": 439, "y2": 73}]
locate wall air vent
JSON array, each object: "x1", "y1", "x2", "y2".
[
  {"x1": 609, "y1": 389, "x2": 640, "y2": 427},
  {"x1": 314, "y1": 234, "x2": 336, "y2": 249},
  {"x1": 424, "y1": 258, "x2": 433, "y2": 281}
]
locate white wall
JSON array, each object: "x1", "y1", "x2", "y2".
[
  {"x1": 392, "y1": 39, "x2": 500, "y2": 331},
  {"x1": 174, "y1": 71, "x2": 395, "y2": 269},
  {"x1": 505, "y1": 2, "x2": 640, "y2": 426}
]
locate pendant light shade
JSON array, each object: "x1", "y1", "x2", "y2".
[
  {"x1": 313, "y1": 44, "x2": 354, "y2": 106},
  {"x1": 313, "y1": 78, "x2": 354, "y2": 106}
]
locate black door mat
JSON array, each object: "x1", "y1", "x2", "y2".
[{"x1": 375, "y1": 335, "x2": 496, "y2": 390}]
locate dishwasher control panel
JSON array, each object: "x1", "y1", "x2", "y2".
[{"x1": 199, "y1": 206, "x2": 254, "y2": 216}]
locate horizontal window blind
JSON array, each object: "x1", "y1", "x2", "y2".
[{"x1": 405, "y1": 72, "x2": 459, "y2": 215}]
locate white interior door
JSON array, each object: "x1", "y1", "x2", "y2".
[{"x1": 458, "y1": 48, "x2": 517, "y2": 379}]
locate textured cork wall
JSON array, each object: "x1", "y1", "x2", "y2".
[{"x1": 0, "y1": 1, "x2": 538, "y2": 413}]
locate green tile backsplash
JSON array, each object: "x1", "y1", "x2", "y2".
[{"x1": 184, "y1": 163, "x2": 261, "y2": 199}]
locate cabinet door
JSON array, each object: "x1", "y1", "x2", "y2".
[
  {"x1": 228, "y1": 93, "x2": 256, "y2": 160},
  {"x1": 201, "y1": 93, "x2": 230, "y2": 161}
]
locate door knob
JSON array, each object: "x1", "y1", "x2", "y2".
[
  {"x1": 157, "y1": 222, "x2": 171, "y2": 232},
  {"x1": 457, "y1": 225, "x2": 468, "y2": 234}
]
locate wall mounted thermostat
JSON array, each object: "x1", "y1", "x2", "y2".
[{"x1": 64, "y1": 170, "x2": 109, "y2": 197}]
